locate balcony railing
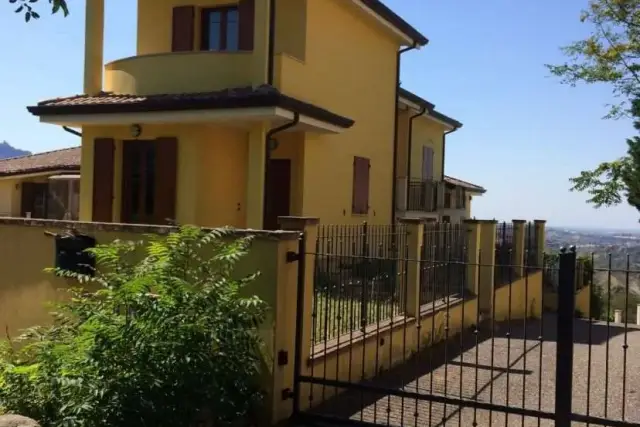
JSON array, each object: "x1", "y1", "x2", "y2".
[{"x1": 396, "y1": 178, "x2": 445, "y2": 212}]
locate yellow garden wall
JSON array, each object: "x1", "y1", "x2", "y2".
[
  {"x1": 493, "y1": 271, "x2": 543, "y2": 322},
  {"x1": 544, "y1": 284, "x2": 591, "y2": 317}
]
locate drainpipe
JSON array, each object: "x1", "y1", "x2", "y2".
[
  {"x1": 262, "y1": 113, "x2": 300, "y2": 228},
  {"x1": 391, "y1": 43, "x2": 418, "y2": 224},
  {"x1": 62, "y1": 126, "x2": 82, "y2": 138},
  {"x1": 405, "y1": 104, "x2": 427, "y2": 203},
  {"x1": 267, "y1": 0, "x2": 276, "y2": 85}
]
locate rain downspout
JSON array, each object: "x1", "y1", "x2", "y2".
[
  {"x1": 442, "y1": 127, "x2": 459, "y2": 181},
  {"x1": 391, "y1": 43, "x2": 418, "y2": 223},
  {"x1": 63, "y1": 126, "x2": 82, "y2": 138},
  {"x1": 262, "y1": 113, "x2": 300, "y2": 229}
]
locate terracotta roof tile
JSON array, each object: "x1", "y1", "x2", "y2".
[
  {"x1": 28, "y1": 85, "x2": 355, "y2": 129},
  {"x1": 444, "y1": 175, "x2": 486, "y2": 193},
  {"x1": 0, "y1": 147, "x2": 80, "y2": 177}
]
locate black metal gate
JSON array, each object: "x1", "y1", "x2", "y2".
[{"x1": 291, "y1": 240, "x2": 640, "y2": 427}]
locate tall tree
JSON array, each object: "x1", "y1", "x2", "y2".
[
  {"x1": 547, "y1": 0, "x2": 640, "y2": 214},
  {"x1": 10, "y1": 0, "x2": 68, "y2": 22}
]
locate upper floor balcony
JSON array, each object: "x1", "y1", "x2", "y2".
[
  {"x1": 104, "y1": 51, "x2": 256, "y2": 96},
  {"x1": 395, "y1": 178, "x2": 468, "y2": 213}
]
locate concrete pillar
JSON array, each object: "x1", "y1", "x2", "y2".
[
  {"x1": 478, "y1": 220, "x2": 497, "y2": 315},
  {"x1": 278, "y1": 216, "x2": 319, "y2": 414},
  {"x1": 463, "y1": 220, "x2": 481, "y2": 295},
  {"x1": 246, "y1": 124, "x2": 268, "y2": 229},
  {"x1": 637, "y1": 304, "x2": 640, "y2": 326},
  {"x1": 614, "y1": 309, "x2": 622, "y2": 324},
  {"x1": 84, "y1": 0, "x2": 105, "y2": 94},
  {"x1": 252, "y1": 0, "x2": 271, "y2": 85},
  {"x1": 512, "y1": 220, "x2": 526, "y2": 277},
  {"x1": 398, "y1": 218, "x2": 424, "y2": 318},
  {"x1": 534, "y1": 220, "x2": 546, "y2": 267}
]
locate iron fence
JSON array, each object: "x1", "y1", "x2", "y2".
[
  {"x1": 420, "y1": 222, "x2": 467, "y2": 305},
  {"x1": 494, "y1": 221, "x2": 515, "y2": 286},
  {"x1": 312, "y1": 223, "x2": 408, "y2": 345}
]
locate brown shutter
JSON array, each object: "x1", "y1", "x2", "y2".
[
  {"x1": 352, "y1": 157, "x2": 370, "y2": 215},
  {"x1": 20, "y1": 182, "x2": 36, "y2": 217},
  {"x1": 92, "y1": 138, "x2": 115, "y2": 222},
  {"x1": 172, "y1": 6, "x2": 195, "y2": 52},
  {"x1": 154, "y1": 137, "x2": 178, "y2": 225},
  {"x1": 422, "y1": 146, "x2": 434, "y2": 180},
  {"x1": 238, "y1": 0, "x2": 255, "y2": 51}
]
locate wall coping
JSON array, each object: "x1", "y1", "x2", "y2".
[
  {"x1": 512, "y1": 219, "x2": 527, "y2": 224},
  {"x1": 0, "y1": 217, "x2": 300, "y2": 241},
  {"x1": 463, "y1": 219, "x2": 498, "y2": 224},
  {"x1": 534, "y1": 219, "x2": 547, "y2": 224}
]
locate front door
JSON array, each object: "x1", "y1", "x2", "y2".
[
  {"x1": 121, "y1": 139, "x2": 177, "y2": 225},
  {"x1": 264, "y1": 159, "x2": 291, "y2": 230}
]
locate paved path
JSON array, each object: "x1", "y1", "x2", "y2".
[{"x1": 305, "y1": 314, "x2": 640, "y2": 426}]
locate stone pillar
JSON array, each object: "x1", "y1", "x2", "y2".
[
  {"x1": 266, "y1": 228, "x2": 306, "y2": 424},
  {"x1": 637, "y1": 304, "x2": 640, "y2": 326},
  {"x1": 478, "y1": 220, "x2": 497, "y2": 315},
  {"x1": 534, "y1": 220, "x2": 547, "y2": 267},
  {"x1": 463, "y1": 220, "x2": 481, "y2": 295},
  {"x1": 84, "y1": 0, "x2": 105, "y2": 95},
  {"x1": 614, "y1": 309, "x2": 622, "y2": 324},
  {"x1": 512, "y1": 220, "x2": 526, "y2": 277},
  {"x1": 246, "y1": 124, "x2": 268, "y2": 229},
  {"x1": 398, "y1": 218, "x2": 425, "y2": 318},
  {"x1": 278, "y1": 216, "x2": 319, "y2": 414}
]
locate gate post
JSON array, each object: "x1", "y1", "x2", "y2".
[
  {"x1": 398, "y1": 218, "x2": 425, "y2": 318},
  {"x1": 555, "y1": 246, "x2": 577, "y2": 427},
  {"x1": 279, "y1": 216, "x2": 319, "y2": 416}
]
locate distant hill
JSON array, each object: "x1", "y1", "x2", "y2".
[{"x1": 0, "y1": 141, "x2": 31, "y2": 159}]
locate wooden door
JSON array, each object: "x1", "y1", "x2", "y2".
[{"x1": 264, "y1": 159, "x2": 291, "y2": 230}]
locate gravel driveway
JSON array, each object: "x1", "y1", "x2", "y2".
[{"x1": 307, "y1": 314, "x2": 640, "y2": 426}]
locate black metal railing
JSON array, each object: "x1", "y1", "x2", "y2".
[
  {"x1": 420, "y1": 222, "x2": 467, "y2": 305},
  {"x1": 312, "y1": 222, "x2": 408, "y2": 344},
  {"x1": 406, "y1": 179, "x2": 443, "y2": 212},
  {"x1": 494, "y1": 221, "x2": 515, "y2": 286}
]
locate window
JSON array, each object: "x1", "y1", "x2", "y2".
[
  {"x1": 442, "y1": 215, "x2": 451, "y2": 223},
  {"x1": 444, "y1": 188, "x2": 453, "y2": 209},
  {"x1": 201, "y1": 7, "x2": 239, "y2": 51},
  {"x1": 352, "y1": 156, "x2": 370, "y2": 215}
]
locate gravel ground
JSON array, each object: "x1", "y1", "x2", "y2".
[{"x1": 305, "y1": 314, "x2": 640, "y2": 426}]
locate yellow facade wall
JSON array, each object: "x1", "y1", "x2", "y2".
[
  {"x1": 80, "y1": 124, "x2": 249, "y2": 228},
  {"x1": 0, "y1": 179, "x2": 19, "y2": 216},
  {"x1": 274, "y1": 0, "x2": 399, "y2": 225},
  {"x1": 409, "y1": 117, "x2": 446, "y2": 181}
]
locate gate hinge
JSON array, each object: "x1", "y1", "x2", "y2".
[
  {"x1": 286, "y1": 251, "x2": 301, "y2": 263},
  {"x1": 281, "y1": 388, "x2": 294, "y2": 400},
  {"x1": 277, "y1": 350, "x2": 289, "y2": 366}
]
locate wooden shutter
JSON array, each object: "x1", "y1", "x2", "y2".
[
  {"x1": 352, "y1": 156, "x2": 370, "y2": 215},
  {"x1": 20, "y1": 182, "x2": 36, "y2": 217},
  {"x1": 422, "y1": 146, "x2": 434, "y2": 180},
  {"x1": 238, "y1": 0, "x2": 255, "y2": 51},
  {"x1": 154, "y1": 137, "x2": 178, "y2": 225},
  {"x1": 92, "y1": 138, "x2": 115, "y2": 222},
  {"x1": 172, "y1": 6, "x2": 195, "y2": 52}
]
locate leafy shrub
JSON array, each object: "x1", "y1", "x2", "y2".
[{"x1": 0, "y1": 226, "x2": 267, "y2": 427}]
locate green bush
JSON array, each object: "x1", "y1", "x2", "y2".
[{"x1": 0, "y1": 226, "x2": 267, "y2": 427}]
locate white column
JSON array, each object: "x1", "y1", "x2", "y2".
[{"x1": 614, "y1": 309, "x2": 622, "y2": 324}]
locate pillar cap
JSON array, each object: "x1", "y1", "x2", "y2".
[
  {"x1": 533, "y1": 219, "x2": 547, "y2": 224},
  {"x1": 512, "y1": 219, "x2": 527, "y2": 224},
  {"x1": 278, "y1": 216, "x2": 320, "y2": 228}
]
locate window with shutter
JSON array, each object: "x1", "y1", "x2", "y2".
[
  {"x1": 352, "y1": 156, "x2": 370, "y2": 215},
  {"x1": 172, "y1": 6, "x2": 195, "y2": 52},
  {"x1": 422, "y1": 146, "x2": 434, "y2": 180}
]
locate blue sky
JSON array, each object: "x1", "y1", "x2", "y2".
[{"x1": 0, "y1": 0, "x2": 637, "y2": 229}]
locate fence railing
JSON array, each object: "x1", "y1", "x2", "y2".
[
  {"x1": 525, "y1": 221, "x2": 539, "y2": 267},
  {"x1": 494, "y1": 221, "x2": 515, "y2": 286},
  {"x1": 420, "y1": 222, "x2": 467, "y2": 305},
  {"x1": 406, "y1": 179, "x2": 444, "y2": 212},
  {"x1": 312, "y1": 223, "x2": 408, "y2": 344}
]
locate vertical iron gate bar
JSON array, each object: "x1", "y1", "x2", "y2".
[
  {"x1": 555, "y1": 246, "x2": 577, "y2": 427},
  {"x1": 292, "y1": 231, "x2": 306, "y2": 417}
]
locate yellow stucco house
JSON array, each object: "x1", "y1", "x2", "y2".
[{"x1": 27, "y1": 0, "x2": 483, "y2": 228}]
